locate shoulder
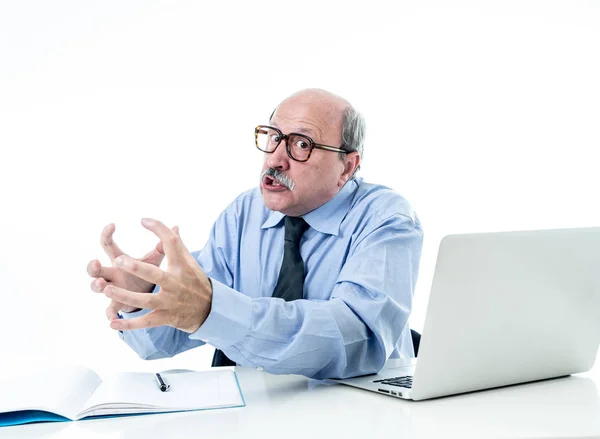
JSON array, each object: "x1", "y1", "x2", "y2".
[{"x1": 349, "y1": 178, "x2": 421, "y2": 228}]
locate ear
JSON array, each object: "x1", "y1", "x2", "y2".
[{"x1": 338, "y1": 152, "x2": 361, "y2": 186}]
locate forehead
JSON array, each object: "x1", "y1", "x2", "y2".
[
  {"x1": 271, "y1": 119, "x2": 319, "y2": 138},
  {"x1": 271, "y1": 104, "x2": 340, "y2": 141},
  {"x1": 270, "y1": 92, "x2": 347, "y2": 145}
]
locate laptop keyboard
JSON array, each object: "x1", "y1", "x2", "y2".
[{"x1": 373, "y1": 375, "x2": 413, "y2": 389}]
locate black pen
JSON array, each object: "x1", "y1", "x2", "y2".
[{"x1": 155, "y1": 373, "x2": 170, "y2": 392}]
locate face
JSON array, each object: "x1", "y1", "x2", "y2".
[{"x1": 259, "y1": 95, "x2": 357, "y2": 217}]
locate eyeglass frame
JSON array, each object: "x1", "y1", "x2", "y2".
[{"x1": 254, "y1": 125, "x2": 348, "y2": 163}]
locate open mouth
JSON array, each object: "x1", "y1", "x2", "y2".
[{"x1": 263, "y1": 175, "x2": 287, "y2": 189}]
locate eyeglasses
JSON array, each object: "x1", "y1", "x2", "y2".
[{"x1": 255, "y1": 125, "x2": 347, "y2": 162}]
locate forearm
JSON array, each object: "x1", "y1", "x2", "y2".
[
  {"x1": 236, "y1": 297, "x2": 392, "y2": 379},
  {"x1": 118, "y1": 308, "x2": 206, "y2": 360},
  {"x1": 189, "y1": 280, "x2": 407, "y2": 379}
]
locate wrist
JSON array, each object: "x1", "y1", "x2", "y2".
[{"x1": 188, "y1": 278, "x2": 213, "y2": 333}]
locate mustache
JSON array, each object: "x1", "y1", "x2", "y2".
[{"x1": 261, "y1": 168, "x2": 295, "y2": 191}]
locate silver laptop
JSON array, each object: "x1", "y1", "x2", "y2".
[{"x1": 336, "y1": 227, "x2": 600, "y2": 400}]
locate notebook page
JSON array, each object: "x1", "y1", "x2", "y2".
[
  {"x1": 80, "y1": 369, "x2": 243, "y2": 416},
  {"x1": 0, "y1": 366, "x2": 102, "y2": 420}
]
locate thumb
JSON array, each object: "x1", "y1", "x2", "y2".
[{"x1": 141, "y1": 226, "x2": 179, "y2": 266}]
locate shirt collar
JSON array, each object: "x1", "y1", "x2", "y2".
[{"x1": 261, "y1": 178, "x2": 358, "y2": 236}]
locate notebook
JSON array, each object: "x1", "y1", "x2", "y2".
[
  {"x1": 336, "y1": 227, "x2": 600, "y2": 400},
  {"x1": 0, "y1": 366, "x2": 245, "y2": 427}
]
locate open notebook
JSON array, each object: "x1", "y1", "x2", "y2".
[{"x1": 0, "y1": 366, "x2": 245, "y2": 427}]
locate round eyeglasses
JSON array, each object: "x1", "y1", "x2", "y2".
[{"x1": 255, "y1": 125, "x2": 347, "y2": 162}]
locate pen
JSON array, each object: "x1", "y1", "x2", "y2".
[{"x1": 155, "y1": 373, "x2": 170, "y2": 392}]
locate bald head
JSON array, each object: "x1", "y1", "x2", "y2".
[
  {"x1": 271, "y1": 89, "x2": 349, "y2": 131},
  {"x1": 277, "y1": 88, "x2": 349, "y2": 117}
]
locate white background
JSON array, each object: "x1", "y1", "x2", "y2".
[{"x1": 0, "y1": 0, "x2": 598, "y2": 377}]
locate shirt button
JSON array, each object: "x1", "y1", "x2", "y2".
[{"x1": 256, "y1": 366, "x2": 264, "y2": 371}]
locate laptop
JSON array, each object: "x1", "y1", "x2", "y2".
[{"x1": 336, "y1": 227, "x2": 600, "y2": 400}]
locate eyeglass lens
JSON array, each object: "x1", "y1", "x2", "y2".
[{"x1": 256, "y1": 127, "x2": 312, "y2": 161}]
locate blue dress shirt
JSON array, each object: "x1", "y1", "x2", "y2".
[{"x1": 119, "y1": 177, "x2": 423, "y2": 379}]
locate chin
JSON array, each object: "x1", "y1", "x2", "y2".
[{"x1": 261, "y1": 191, "x2": 288, "y2": 213}]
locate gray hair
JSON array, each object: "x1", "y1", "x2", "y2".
[{"x1": 340, "y1": 106, "x2": 365, "y2": 175}]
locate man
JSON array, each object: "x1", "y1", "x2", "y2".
[{"x1": 87, "y1": 89, "x2": 423, "y2": 380}]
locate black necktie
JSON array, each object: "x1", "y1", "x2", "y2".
[
  {"x1": 271, "y1": 216, "x2": 309, "y2": 301},
  {"x1": 212, "y1": 216, "x2": 309, "y2": 367}
]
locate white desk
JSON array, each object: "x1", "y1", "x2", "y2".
[{"x1": 3, "y1": 365, "x2": 600, "y2": 439}]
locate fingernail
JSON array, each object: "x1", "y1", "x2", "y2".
[
  {"x1": 115, "y1": 256, "x2": 127, "y2": 267},
  {"x1": 141, "y1": 218, "x2": 154, "y2": 225}
]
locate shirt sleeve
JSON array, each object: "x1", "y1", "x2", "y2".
[
  {"x1": 118, "y1": 304, "x2": 206, "y2": 360},
  {"x1": 189, "y1": 213, "x2": 423, "y2": 379},
  {"x1": 116, "y1": 207, "x2": 237, "y2": 360}
]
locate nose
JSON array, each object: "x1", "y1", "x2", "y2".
[{"x1": 265, "y1": 137, "x2": 291, "y2": 170}]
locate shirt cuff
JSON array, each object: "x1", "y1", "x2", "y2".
[
  {"x1": 189, "y1": 278, "x2": 253, "y2": 348},
  {"x1": 119, "y1": 308, "x2": 151, "y2": 319}
]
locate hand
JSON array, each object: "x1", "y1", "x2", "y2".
[
  {"x1": 102, "y1": 218, "x2": 213, "y2": 334},
  {"x1": 87, "y1": 223, "x2": 178, "y2": 320}
]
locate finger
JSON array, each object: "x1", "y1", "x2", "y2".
[
  {"x1": 140, "y1": 246, "x2": 165, "y2": 267},
  {"x1": 87, "y1": 260, "x2": 118, "y2": 281},
  {"x1": 114, "y1": 255, "x2": 174, "y2": 289},
  {"x1": 91, "y1": 277, "x2": 109, "y2": 293},
  {"x1": 110, "y1": 310, "x2": 168, "y2": 331},
  {"x1": 101, "y1": 223, "x2": 125, "y2": 261},
  {"x1": 141, "y1": 225, "x2": 179, "y2": 266},
  {"x1": 105, "y1": 300, "x2": 142, "y2": 320},
  {"x1": 140, "y1": 218, "x2": 182, "y2": 256},
  {"x1": 155, "y1": 225, "x2": 180, "y2": 253},
  {"x1": 87, "y1": 260, "x2": 101, "y2": 277},
  {"x1": 104, "y1": 285, "x2": 158, "y2": 310},
  {"x1": 106, "y1": 302, "x2": 120, "y2": 321},
  {"x1": 151, "y1": 225, "x2": 180, "y2": 257}
]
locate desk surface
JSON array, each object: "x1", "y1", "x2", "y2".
[{"x1": 3, "y1": 364, "x2": 600, "y2": 439}]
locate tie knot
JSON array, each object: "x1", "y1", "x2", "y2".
[{"x1": 284, "y1": 216, "x2": 309, "y2": 244}]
